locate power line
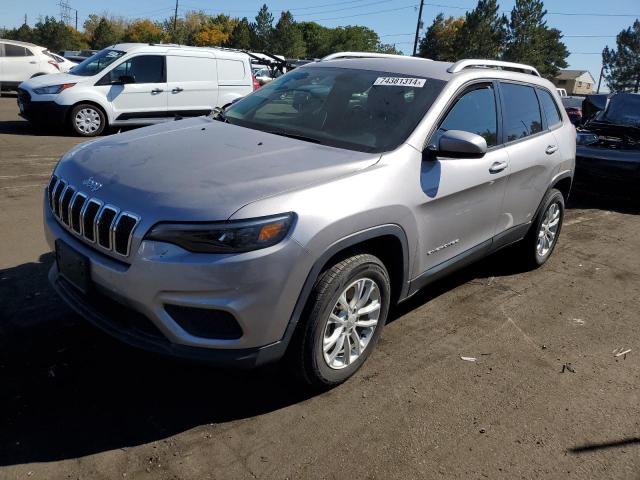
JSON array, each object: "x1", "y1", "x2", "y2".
[
  {"x1": 309, "y1": 4, "x2": 419, "y2": 22},
  {"x1": 296, "y1": 0, "x2": 389, "y2": 17}
]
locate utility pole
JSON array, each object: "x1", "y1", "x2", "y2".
[
  {"x1": 173, "y1": 0, "x2": 179, "y2": 42},
  {"x1": 412, "y1": 0, "x2": 425, "y2": 56},
  {"x1": 24, "y1": 14, "x2": 27, "y2": 25},
  {"x1": 75, "y1": 10, "x2": 78, "y2": 30},
  {"x1": 596, "y1": 65, "x2": 605, "y2": 93}
]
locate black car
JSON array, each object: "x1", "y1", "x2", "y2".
[{"x1": 576, "y1": 93, "x2": 640, "y2": 185}]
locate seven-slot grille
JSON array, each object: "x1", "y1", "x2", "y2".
[{"x1": 48, "y1": 175, "x2": 141, "y2": 257}]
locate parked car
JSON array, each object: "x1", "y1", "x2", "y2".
[
  {"x1": 64, "y1": 49, "x2": 98, "y2": 64},
  {"x1": 0, "y1": 39, "x2": 60, "y2": 91},
  {"x1": 44, "y1": 55, "x2": 575, "y2": 386},
  {"x1": 17, "y1": 43, "x2": 255, "y2": 136},
  {"x1": 253, "y1": 67, "x2": 274, "y2": 85},
  {"x1": 49, "y1": 52, "x2": 77, "y2": 73},
  {"x1": 576, "y1": 92, "x2": 640, "y2": 184},
  {"x1": 561, "y1": 96, "x2": 584, "y2": 125}
]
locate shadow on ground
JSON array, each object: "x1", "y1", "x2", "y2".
[{"x1": 0, "y1": 183, "x2": 635, "y2": 466}]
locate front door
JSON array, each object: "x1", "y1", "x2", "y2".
[
  {"x1": 98, "y1": 54, "x2": 168, "y2": 121},
  {"x1": 416, "y1": 82, "x2": 509, "y2": 273}
]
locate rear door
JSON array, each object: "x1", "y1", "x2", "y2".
[
  {"x1": 498, "y1": 82, "x2": 560, "y2": 232},
  {"x1": 96, "y1": 54, "x2": 168, "y2": 121},
  {"x1": 166, "y1": 53, "x2": 218, "y2": 117},
  {"x1": 417, "y1": 82, "x2": 510, "y2": 272},
  {"x1": 2, "y1": 43, "x2": 38, "y2": 82}
]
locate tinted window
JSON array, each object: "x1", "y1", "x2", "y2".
[
  {"x1": 432, "y1": 84, "x2": 498, "y2": 147},
  {"x1": 4, "y1": 44, "x2": 29, "y2": 57},
  {"x1": 538, "y1": 89, "x2": 562, "y2": 127},
  {"x1": 225, "y1": 67, "x2": 446, "y2": 153},
  {"x1": 501, "y1": 83, "x2": 543, "y2": 142},
  {"x1": 104, "y1": 55, "x2": 165, "y2": 84}
]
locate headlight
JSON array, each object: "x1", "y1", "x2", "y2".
[
  {"x1": 145, "y1": 213, "x2": 295, "y2": 253},
  {"x1": 576, "y1": 132, "x2": 598, "y2": 146},
  {"x1": 33, "y1": 83, "x2": 76, "y2": 95}
]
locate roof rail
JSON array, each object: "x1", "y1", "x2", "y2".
[
  {"x1": 447, "y1": 59, "x2": 541, "y2": 77},
  {"x1": 321, "y1": 51, "x2": 432, "y2": 62}
]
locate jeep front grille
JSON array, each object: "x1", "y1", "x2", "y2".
[{"x1": 48, "y1": 175, "x2": 141, "y2": 257}]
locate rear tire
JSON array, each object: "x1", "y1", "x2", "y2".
[
  {"x1": 69, "y1": 103, "x2": 106, "y2": 137},
  {"x1": 520, "y1": 188, "x2": 565, "y2": 268},
  {"x1": 290, "y1": 254, "x2": 391, "y2": 388}
]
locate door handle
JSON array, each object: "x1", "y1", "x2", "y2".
[
  {"x1": 172, "y1": 87, "x2": 184, "y2": 93},
  {"x1": 151, "y1": 88, "x2": 164, "y2": 94},
  {"x1": 545, "y1": 145, "x2": 558, "y2": 155},
  {"x1": 489, "y1": 161, "x2": 508, "y2": 174},
  {"x1": 29, "y1": 61, "x2": 37, "y2": 64}
]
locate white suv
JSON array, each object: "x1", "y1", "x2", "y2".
[
  {"x1": 17, "y1": 43, "x2": 255, "y2": 136},
  {"x1": 0, "y1": 39, "x2": 60, "y2": 91}
]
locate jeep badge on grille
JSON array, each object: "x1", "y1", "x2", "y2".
[{"x1": 82, "y1": 177, "x2": 103, "y2": 192}]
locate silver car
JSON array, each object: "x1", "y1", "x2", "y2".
[{"x1": 44, "y1": 54, "x2": 575, "y2": 387}]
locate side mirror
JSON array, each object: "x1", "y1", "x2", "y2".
[
  {"x1": 426, "y1": 130, "x2": 488, "y2": 159},
  {"x1": 115, "y1": 74, "x2": 135, "y2": 85}
]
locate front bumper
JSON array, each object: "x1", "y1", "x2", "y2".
[
  {"x1": 44, "y1": 198, "x2": 313, "y2": 367},
  {"x1": 17, "y1": 89, "x2": 69, "y2": 125}
]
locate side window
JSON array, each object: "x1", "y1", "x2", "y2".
[
  {"x1": 4, "y1": 44, "x2": 29, "y2": 57},
  {"x1": 500, "y1": 83, "x2": 543, "y2": 142},
  {"x1": 432, "y1": 84, "x2": 498, "y2": 148},
  {"x1": 103, "y1": 55, "x2": 165, "y2": 84},
  {"x1": 537, "y1": 89, "x2": 562, "y2": 128}
]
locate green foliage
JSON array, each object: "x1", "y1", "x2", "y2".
[
  {"x1": 29, "y1": 17, "x2": 87, "y2": 51},
  {"x1": 454, "y1": 0, "x2": 508, "y2": 59},
  {"x1": 90, "y1": 18, "x2": 119, "y2": 49},
  {"x1": 298, "y1": 22, "x2": 334, "y2": 57},
  {"x1": 503, "y1": 0, "x2": 568, "y2": 78},
  {"x1": 419, "y1": 14, "x2": 465, "y2": 61},
  {"x1": 253, "y1": 4, "x2": 274, "y2": 51},
  {"x1": 228, "y1": 17, "x2": 255, "y2": 50},
  {"x1": 602, "y1": 20, "x2": 640, "y2": 93},
  {"x1": 271, "y1": 11, "x2": 306, "y2": 58},
  {"x1": 124, "y1": 19, "x2": 165, "y2": 44}
]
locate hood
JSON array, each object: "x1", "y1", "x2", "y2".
[
  {"x1": 582, "y1": 93, "x2": 640, "y2": 150},
  {"x1": 20, "y1": 72, "x2": 87, "y2": 89},
  {"x1": 54, "y1": 117, "x2": 379, "y2": 223}
]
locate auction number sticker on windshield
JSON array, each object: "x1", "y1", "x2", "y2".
[{"x1": 374, "y1": 77, "x2": 426, "y2": 87}]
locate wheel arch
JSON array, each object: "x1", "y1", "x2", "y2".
[{"x1": 256, "y1": 225, "x2": 410, "y2": 366}]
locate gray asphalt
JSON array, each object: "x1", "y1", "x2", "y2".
[{"x1": 1, "y1": 94, "x2": 639, "y2": 479}]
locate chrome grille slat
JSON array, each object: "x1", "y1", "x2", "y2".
[{"x1": 48, "y1": 176, "x2": 140, "y2": 258}]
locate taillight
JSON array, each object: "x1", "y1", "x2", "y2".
[
  {"x1": 48, "y1": 60, "x2": 60, "y2": 71},
  {"x1": 252, "y1": 75, "x2": 260, "y2": 91}
]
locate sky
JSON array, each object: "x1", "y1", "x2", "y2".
[{"x1": 2, "y1": 0, "x2": 639, "y2": 90}]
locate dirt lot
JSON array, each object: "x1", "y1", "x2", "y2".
[{"x1": 1, "y1": 94, "x2": 639, "y2": 480}]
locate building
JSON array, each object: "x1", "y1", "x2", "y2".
[{"x1": 552, "y1": 70, "x2": 596, "y2": 95}]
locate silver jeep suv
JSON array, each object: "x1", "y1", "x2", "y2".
[{"x1": 44, "y1": 54, "x2": 575, "y2": 386}]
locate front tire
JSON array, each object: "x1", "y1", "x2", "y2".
[
  {"x1": 521, "y1": 188, "x2": 565, "y2": 267},
  {"x1": 69, "y1": 103, "x2": 106, "y2": 137},
  {"x1": 290, "y1": 254, "x2": 391, "y2": 388}
]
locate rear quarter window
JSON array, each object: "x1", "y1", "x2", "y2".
[
  {"x1": 218, "y1": 59, "x2": 246, "y2": 83},
  {"x1": 500, "y1": 82, "x2": 543, "y2": 142},
  {"x1": 537, "y1": 89, "x2": 563, "y2": 128}
]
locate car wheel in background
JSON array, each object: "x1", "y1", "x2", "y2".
[
  {"x1": 521, "y1": 188, "x2": 565, "y2": 268},
  {"x1": 69, "y1": 103, "x2": 106, "y2": 137},
  {"x1": 290, "y1": 254, "x2": 391, "y2": 388}
]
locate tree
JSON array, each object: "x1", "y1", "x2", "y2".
[
  {"x1": 84, "y1": 13, "x2": 127, "y2": 45},
  {"x1": 194, "y1": 25, "x2": 228, "y2": 46},
  {"x1": 124, "y1": 19, "x2": 165, "y2": 43},
  {"x1": 252, "y1": 4, "x2": 274, "y2": 51},
  {"x1": 454, "y1": 0, "x2": 507, "y2": 59},
  {"x1": 418, "y1": 14, "x2": 464, "y2": 61},
  {"x1": 330, "y1": 25, "x2": 379, "y2": 52},
  {"x1": 602, "y1": 20, "x2": 640, "y2": 93},
  {"x1": 228, "y1": 17, "x2": 255, "y2": 50},
  {"x1": 503, "y1": 0, "x2": 568, "y2": 78},
  {"x1": 90, "y1": 18, "x2": 119, "y2": 49},
  {"x1": 376, "y1": 43, "x2": 402, "y2": 55},
  {"x1": 299, "y1": 22, "x2": 333, "y2": 57},
  {"x1": 31, "y1": 17, "x2": 86, "y2": 52},
  {"x1": 271, "y1": 11, "x2": 305, "y2": 58}
]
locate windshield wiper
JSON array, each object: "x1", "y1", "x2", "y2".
[
  {"x1": 265, "y1": 129, "x2": 322, "y2": 144},
  {"x1": 209, "y1": 107, "x2": 228, "y2": 123}
]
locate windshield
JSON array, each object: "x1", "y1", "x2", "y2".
[
  {"x1": 601, "y1": 93, "x2": 640, "y2": 127},
  {"x1": 224, "y1": 66, "x2": 446, "y2": 153},
  {"x1": 70, "y1": 49, "x2": 126, "y2": 77}
]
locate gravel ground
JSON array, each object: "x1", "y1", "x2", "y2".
[{"x1": 1, "y1": 94, "x2": 639, "y2": 480}]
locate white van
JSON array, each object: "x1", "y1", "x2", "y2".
[
  {"x1": 17, "y1": 43, "x2": 256, "y2": 136},
  {"x1": 0, "y1": 39, "x2": 61, "y2": 91}
]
